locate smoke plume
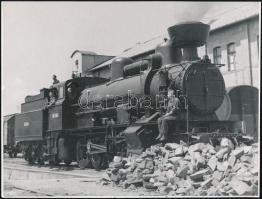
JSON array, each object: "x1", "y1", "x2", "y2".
[{"x1": 172, "y1": 2, "x2": 214, "y2": 23}]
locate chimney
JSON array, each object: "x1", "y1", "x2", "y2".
[{"x1": 167, "y1": 21, "x2": 210, "y2": 61}]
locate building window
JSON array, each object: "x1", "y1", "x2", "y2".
[
  {"x1": 75, "y1": 60, "x2": 79, "y2": 70},
  {"x1": 227, "y1": 43, "x2": 236, "y2": 71},
  {"x1": 213, "y1": 46, "x2": 222, "y2": 64}
]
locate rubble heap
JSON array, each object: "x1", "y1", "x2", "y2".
[{"x1": 100, "y1": 138, "x2": 259, "y2": 196}]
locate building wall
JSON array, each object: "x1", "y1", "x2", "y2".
[
  {"x1": 72, "y1": 53, "x2": 114, "y2": 77},
  {"x1": 248, "y1": 17, "x2": 260, "y2": 88},
  {"x1": 82, "y1": 54, "x2": 96, "y2": 75},
  {"x1": 199, "y1": 16, "x2": 259, "y2": 89},
  {"x1": 71, "y1": 53, "x2": 82, "y2": 75}
]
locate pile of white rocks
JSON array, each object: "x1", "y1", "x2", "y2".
[{"x1": 100, "y1": 138, "x2": 259, "y2": 196}]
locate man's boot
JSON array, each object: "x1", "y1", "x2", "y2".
[
  {"x1": 155, "y1": 134, "x2": 162, "y2": 140},
  {"x1": 159, "y1": 135, "x2": 166, "y2": 141}
]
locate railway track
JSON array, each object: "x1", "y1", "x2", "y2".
[
  {"x1": 3, "y1": 157, "x2": 103, "y2": 196},
  {"x1": 3, "y1": 157, "x2": 146, "y2": 197},
  {"x1": 6, "y1": 185, "x2": 56, "y2": 197},
  {"x1": 4, "y1": 165, "x2": 101, "y2": 179},
  {"x1": 3, "y1": 162, "x2": 102, "y2": 180},
  {"x1": 4, "y1": 156, "x2": 79, "y2": 169}
]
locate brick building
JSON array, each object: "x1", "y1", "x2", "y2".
[
  {"x1": 70, "y1": 50, "x2": 114, "y2": 78},
  {"x1": 200, "y1": 4, "x2": 260, "y2": 89}
]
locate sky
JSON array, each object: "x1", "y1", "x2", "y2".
[{"x1": 1, "y1": 1, "x2": 259, "y2": 116}]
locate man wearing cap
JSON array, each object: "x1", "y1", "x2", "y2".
[
  {"x1": 45, "y1": 90, "x2": 57, "y2": 109},
  {"x1": 156, "y1": 89, "x2": 180, "y2": 141},
  {"x1": 52, "y1": 75, "x2": 60, "y2": 85},
  {"x1": 67, "y1": 82, "x2": 78, "y2": 101}
]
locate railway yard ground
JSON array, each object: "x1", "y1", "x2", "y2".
[
  {"x1": 2, "y1": 154, "x2": 159, "y2": 197},
  {"x1": 2, "y1": 139, "x2": 260, "y2": 197}
]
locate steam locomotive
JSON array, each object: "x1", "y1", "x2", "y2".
[{"x1": 4, "y1": 21, "x2": 254, "y2": 169}]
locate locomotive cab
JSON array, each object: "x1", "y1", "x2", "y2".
[{"x1": 46, "y1": 77, "x2": 110, "y2": 131}]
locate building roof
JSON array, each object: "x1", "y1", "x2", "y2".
[
  {"x1": 203, "y1": 3, "x2": 259, "y2": 31},
  {"x1": 89, "y1": 57, "x2": 111, "y2": 71},
  {"x1": 70, "y1": 50, "x2": 97, "y2": 58},
  {"x1": 91, "y1": 3, "x2": 260, "y2": 72},
  {"x1": 118, "y1": 36, "x2": 165, "y2": 58},
  {"x1": 90, "y1": 35, "x2": 167, "y2": 71}
]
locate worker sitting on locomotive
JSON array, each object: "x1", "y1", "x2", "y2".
[
  {"x1": 52, "y1": 74, "x2": 60, "y2": 85},
  {"x1": 156, "y1": 88, "x2": 181, "y2": 141},
  {"x1": 45, "y1": 89, "x2": 58, "y2": 109},
  {"x1": 67, "y1": 82, "x2": 78, "y2": 101}
]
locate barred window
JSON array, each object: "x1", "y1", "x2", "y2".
[
  {"x1": 227, "y1": 43, "x2": 236, "y2": 71},
  {"x1": 213, "y1": 46, "x2": 222, "y2": 64}
]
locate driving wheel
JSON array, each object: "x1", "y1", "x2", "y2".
[
  {"x1": 76, "y1": 139, "x2": 91, "y2": 169},
  {"x1": 90, "y1": 154, "x2": 104, "y2": 170}
]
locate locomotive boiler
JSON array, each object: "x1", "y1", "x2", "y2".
[
  {"x1": 80, "y1": 22, "x2": 225, "y2": 116},
  {"x1": 5, "y1": 21, "x2": 254, "y2": 169}
]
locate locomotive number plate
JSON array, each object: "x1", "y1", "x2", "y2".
[
  {"x1": 23, "y1": 122, "x2": 30, "y2": 126},
  {"x1": 51, "y1": 113, "x2": 59, "y2": 118}
]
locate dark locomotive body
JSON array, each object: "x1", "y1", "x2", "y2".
[{"x1": 4, "y1": 21, "x2": 255, "y2": 168}]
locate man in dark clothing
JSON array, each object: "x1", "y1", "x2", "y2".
[
  {"x1": 67, "y1": 82, "x2": 78, "y2": 101},
  {"x1": 52, "y1": 75, "x2": 60, "y2": 85},
  {"x1": 156, "y1": 89, "x2": 180, "y2": 141},
  {"x1": 45, "y1": 90, "x2": 57, "y2": 109}
]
